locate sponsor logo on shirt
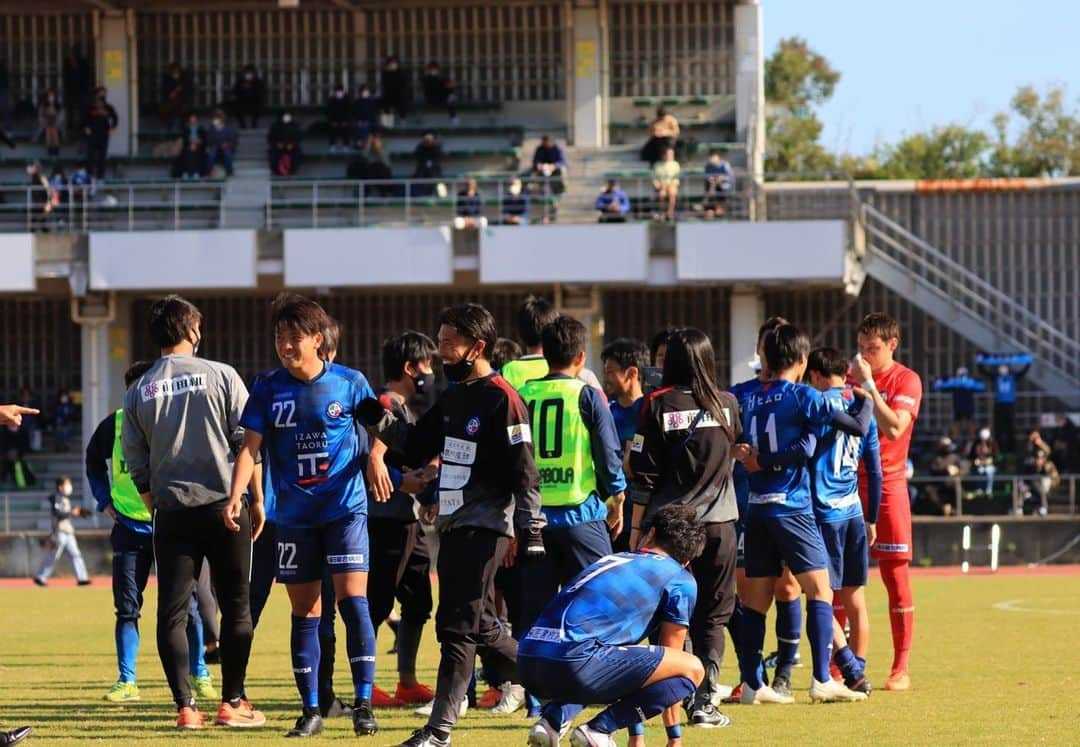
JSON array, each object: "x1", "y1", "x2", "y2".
[
  {"x1": 524, "y1": 627, "x2": 563, "y2": 642},
  {"x1": 661, "y1": 408, "x2": 729, "y2": 433},
  {"x1": 506, "y1": 423, "x2": 532, "y2": 445},
  {"x1": 630, "y1": 433, "x2": 645, "y2": 453},
  {"x1": 442, "y1": 437, "x2": 477, "y2": 465},
  {"x1": 326, "y1": 553, "x2": 365, "y2": 565},
  {"x1": 466, "y1": 416, "x2": 481, "y2": 436},
  {"x1": 439, "y1": 464, "x2": 472, "y2": 490},
  {"x1": 893, "y1": 395, "x2": 917, "y2": 408},
  {"x1": 326, "y1": 401, "x2": 344, "y2": 418},
  {"x1": 875, "y1": 542, "x2": 909, "y2": 553},
  {"x1": 140, "y1": 374, "x2": 207, "y2": 402}
]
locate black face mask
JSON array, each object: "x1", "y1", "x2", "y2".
[
  {"x1": 410, "y1": 372, "x2": 438, "y2": 414},
  {"x1": 442, "y1": 353, "x2": 476, "y2": 383}
]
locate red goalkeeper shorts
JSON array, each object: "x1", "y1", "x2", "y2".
[{"x1": 860, "y1": 477, "x2": 913, "y2": 561}]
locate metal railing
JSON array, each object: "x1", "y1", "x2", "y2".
[
  {"x1": 910, "y1": 472, "x2": 1079, "y2": 518},
  {"x1": 0, "y1": 180, "x2": 228, "y2": 232},
  {"x1": 860, "y1": 203, "x2": 1080, "y2": 389}
]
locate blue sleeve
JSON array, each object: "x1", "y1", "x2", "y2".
[
  {"x1": 239, "y1": 376, "x2": 269, "y2": 434},
  {"x1": 388, "y1": 466, "x2": 403, "y2": 490},
  {"x1": 85, "y1": 415, "x2": 114, "y2": 512},
  {"x1": 661, "y1": 574, "x2": 696, "y2": 627},
  {"x1": 800, "y1": 386, "x2": 871, "y2": 437},
  {"x1": 758, "y1": 431, "x2": 818, "y2": 468},
  {"x1": 580, "y1": 385, "x2": 628, "y2": 497},
  {"x1": 594, "y1": 193, "x2": 607, "y2": 210},
  {"x1": 617, "y1": 190, "x2": 631, "y2": 212},
  {"x1": 830, "y1": 394, "x2": 872, "y2": 437},
  {"x1": 352, "y1": 372, "x2": 377, "y2": 410},
  {"x1": 862, "y1": 422, "x2": 883, "y2": 523}
]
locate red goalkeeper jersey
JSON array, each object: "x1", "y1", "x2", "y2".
[{"x1": 858, "y1": 361, "x2": 922, "y2": 481}]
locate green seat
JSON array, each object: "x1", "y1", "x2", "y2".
[
  {"x1": 661, "y1": 98, "x2": 681, "y2": 107},
  {"x1": 632, "y1": 98, "x2": 654, "y2": 108},
  {"x1": 688, "y1": 97, "x2": 710, "y2": 106}
]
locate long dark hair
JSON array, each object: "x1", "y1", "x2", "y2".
[{"x1": 662, "y1": 328, "x2": 736, "y2": 441}]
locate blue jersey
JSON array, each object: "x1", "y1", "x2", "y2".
[
  {"x1": 609, "y1": 398, "x2": 643, "y2": 458},
  {"x1": 811, "y1": 387, "x2": 880, "y2": 523},
  {"x1": 729, "y1": 377, "x2": 764, "y2": 521},
  {"x1": 742, "y1": 380, "x2": 838, "y2": 518},
  {"x1": 519, "y1": 551, "x2": 696, "y2": 658},
  {"x1": 241, "y1": 362, "x2": 375, "y2": 529}
]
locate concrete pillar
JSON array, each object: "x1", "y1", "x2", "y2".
[
  {"x1": 729, "y1": 288, "x2": 764, "y2": 384},
  {"x1": 734, "y1": 1, "x2": 765, "y2": 183},
  {"x1": 570, "y1": 4, "x2": 605, "y2": 147},
  {"x1": 96, "y1": 11, "x2": 135, "y2": 156}
]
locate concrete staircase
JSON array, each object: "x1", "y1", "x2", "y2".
[{"x1": 220, "y1": 129, "x2": 270, "y2": 229}]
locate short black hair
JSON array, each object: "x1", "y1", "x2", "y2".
[
  {"x1": 757, "y1": 316, "x2": 789, "y2": 346},
  {"x1": 541, "y1": 315, "x2": 586, "y2": 369},
  {"x1": 271, "y1": 293, "x2": 331, "y2": 338},
  {"x1": 382, "y1": 331, "x2": 437, "y2": 382},
  {"x1": 491, "y1": 338, "x2": 523, "y2": 371},
  {"x1": 601, "y1": 338, "x2": 650, "y2": 373},
  {"x1": 650, "y1": 505, "x2": 707, "y2": 565},
  {"x1": 56, "y1": 476, "x2": 71, "y2": 489},
  {"x1": 438, "y1": 303, "x2": 498, "y2": 359},
  {"x1": 763, "y1": 323, "x2": 810, "y2": 373},
  {"x1": 148, "y1": 295, "x2": 203, "y2": 349},
  {"x1": 124, "y1": 360, "x2": 154, "y2": 387},
  {"x1": 320, "y1": 317, "x2": 341, "y2": 359},
  {"x1": 516, "y1": 295, "x2": 558, "y2": 348},
  {"x1": 807, "y1": 346, "x2": 849, "y2": 379},
  {"x1": 650, "y1": 327, "x2": 676, "y2": 365}
]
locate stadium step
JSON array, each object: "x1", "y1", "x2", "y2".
[{"x1": 858, "y1": 203, "x2": 1080, "y2": 408}]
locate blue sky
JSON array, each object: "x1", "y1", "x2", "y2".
[{"x1": 762, "y1": 0, "x2": 1077, "y2": 154}]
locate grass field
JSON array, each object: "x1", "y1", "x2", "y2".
[{"x1": 1, "y1": 569, "x2": 1078, "y2": 745}]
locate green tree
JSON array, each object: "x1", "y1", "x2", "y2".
[
  {"x1": 764, "y1": 37, "x2": 841, "y2": 176},
  {"x1": 988, "y1": 86, "x2": 1080, "y2": 177},
  {"x1": 872, "y1": 125, "x2": 991, "y2": 179}
]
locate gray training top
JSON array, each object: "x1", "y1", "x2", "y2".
[{"x1": 122, "y1": 354, "x2": 249, "y2": 513}]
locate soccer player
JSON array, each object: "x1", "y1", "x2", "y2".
[
  {"x1": 629, "y1": 328, "x2": 740, "y2": 729},
  {"x1": 849, "y1": 312, "x2": 923, "y2": 691},
  {"x1": 518, "y1": 316, "x2": 627, "y2": 730},
  {"x1": 228, "y1": 295, "x2": 380, "y2": 738},
  {"x1": 123, "y1": 295, "x2": 264, "y2": 729},
  {"x1": 365, "y1": 332, "x2": 438, "y2": 707},
  {"x1": 358, "y1": 302, "x2": 545, "y2": 747},
  {"x1": 500, "y1": 295, "x2": 604, "y2": 392},
  {"x1": 519, "y1": 504, "x2": 707, "y2": 747},
  {"x1": 735, "y1": 323, "x2": 871, "y2": 704},
  {"x1": 600, "y1": 338, "x2": 649, "y2": 552},
  {"x1": 806, "y1": 347, "x2": 882, "y2": 694}
]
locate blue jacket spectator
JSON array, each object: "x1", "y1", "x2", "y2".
[
  {"x1": 531, "y1": 134, "x2": 566, "y2": 195},
  {"x1": 501, "y1": 178, "x2": 529, "y2": 225},
  {"x1": 453, "y1": 179, "x2": 488, "y2": 230},
  {"x1": 976, "y1": 352, "x2": 1032, "y2": 452},
  {"x1": 595, "y1": 179, "x2": 630, "y2": 222},
  {"x1": 934, "y1": 366, "x2": 985, "y2": 441}
]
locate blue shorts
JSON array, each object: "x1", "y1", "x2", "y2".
[
  {"x1": 743, "y1": 512, "x2": 828, "y2": 578},
  {"x1": 819, "y1": 517, "x2": 868, "y2": 590},
  {"x1": 518, "y1": 640, "x2": 664, "y2": 705},
  {"x1": 276, "y1": 511, "x2": 369, "y2": 584}
]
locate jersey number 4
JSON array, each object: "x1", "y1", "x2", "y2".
[
  {"x1": 748, "y1": 413, "x2": 778, "y2": 453},
  {"x1": 833, "y1": 433, "x2": 861, "y2": 477}
]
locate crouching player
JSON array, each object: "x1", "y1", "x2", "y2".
[
  {"x1": 227, "y1": 294, "x2": 380, "y2": 738},
  {"x1": 807, "y1": 347, "x2": 882, "y2": 694},
  {"x1": 518, "y1": 504, "x2": 706, "y2": 747}
]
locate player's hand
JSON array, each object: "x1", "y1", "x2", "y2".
[
  {"x1": 401, "y1": 465, "x2": 438, "y2": 495},
  {"x1": 732, "y1": 443, "x2": 754, "y2": 462},
  {"x1": 629, "y1": 527, "x2": 643, "y2": 551},
  {"x1": 367, "y1": 457, "x2": 393, "y2": 503},
  {"x1": 605, "y1": 494, "x2": 625, "y2": 538},
  {"x1": 249, "y1": 500, "x2": 266, "y2": 542},
  {"x1": 419, "y1": 504, "x2": 438, "y2": 525},
  {"x1": 850, "y1": 353, "x2": 873, "y2": 386},
  {"x1": 223, "y1": 495, "x2": 244, "y2": 533},
  {"x1": 866, "y1": 522, "x2": 877, "y2": 547},
  {"x1": 103, "y1": 505, "x2": 118, "y2": 523},
  {"x1": 502, "y1": 538, "x2": 518, "y2": 568},
  {"x1": 0, "y1": 404, "x2": 39, "y2": 427}
]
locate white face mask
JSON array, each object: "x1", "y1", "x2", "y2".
[
  {"x1": 508, "y1": 183, "x2": 522, "y2": 196},
  {"x1": 60, "y1": 483, "x2": 73, "y2": 497},
  {"x1": 979, "y1": 428, "x2": 991, "y2": 441},
  {"x1": 282, "y1": 114, "x2": 292, "y2": 124}
]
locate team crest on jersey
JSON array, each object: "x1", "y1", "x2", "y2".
[
  {"x1": 326, "y1": 401, "x2": 344, "y2": 419},
  {"x1": 465, "y1": 416, "x2": 481, "y2": 436}
]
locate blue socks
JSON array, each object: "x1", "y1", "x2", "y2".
[
  {"x1": 834, "y1": 645, "x2": 865, "y2": 682},
  {"x1": 775, "y1": 598, "x2": 802, "y2": 678},
  {"x1": 338, "y1": 595, "x2": 376, "y2": 702},
  {"x1": 588, "y1": 677, "x2": 696, "y2": 733},
  {"x1": 116, "y1": 620, "x2": 139, "y2": 683},
  {"x1": 542, "y1": 702, "x2": 585, "y2": 732},
  {"x1": 806, "y1": 599, "x2": 835, "y2": 683},
  {"x1": 736, "y1": 607, "x2": 767, "y2": 689},
  {"x1": 291, "y1": 615, "x2": 322, "y2": 709},
  {"x1": 186, "y1": 598, "x2": 209, "y2": 679}
]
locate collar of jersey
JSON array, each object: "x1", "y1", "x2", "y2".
[{"x1": 285, "y1": 359, "x2": 329, "y2": 385}]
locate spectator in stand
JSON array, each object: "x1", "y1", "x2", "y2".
[
  {"x1": 652, "y1": 146, "x2": 681, "y2": 222},
  {"x1": 976, "y1": 353, "x2": 1031, "y2": 453},
  {"x1": 641, "y1": 105, "x2": 680, "y2": 165},
  {"x1": 38, "y1": 89, "x2": 65, "y2": 158},
  {"x1": 968, "y1": 428, "x2": 999, "y2": 496},
  {"x1": 205, "y1": 110, "x2": 238, "y2": 177},
  {"x1": 48, "y1": 165, "x2": 67, "y2": 213},
  {"x1": 353, "y1": 84, "x2": 379, "y2": 144},
  {"x1": 919, "y1": 436, "x2": 965, "y2": 516},
  {"x1": 491, "y1": 338, "x2": 523, "y2": 372},
  {"x1": 326, "y1": 83, "x2": 353, "y2": 153},
  {"x1": 531, "y1": 134, "x2": 566, "y2": 195},
  {"x1": 453, "y1": 178, "x2": 487, "y2": 230},
  {"x1": 268, "y1": 111, "x2": 302, "y2": 176},
  {"x1": 412, "y1": 131, "x2": 444, "y2": 196},
  {"x1": 348, "y1": 132, "x2": 392, "y2": 185},
  {"x1": 422, "y1": 62, "x2": 458, "y2": 124},
  {"x1": 172, "y1": 113, "x2": 207, "y2": 179},
  {"x1": 594, "y1": 179, "x2": 630, "y2": 223},
  {"x1": 933, "y1": 367, "x2": 985, "y2": 443},
  {"x1": 70, "y1": 161, "x2": 94, "y2": 199},
  {"x1": 501, "y1": 177, "x2": 529, "y2": 225},
  {"x1": 53, "y1": 389, "x2": 77, "y2": 452},
  {"x1": 233, "y1": 65, "x2": 265, "y2": 129},
  {"x1": 702, "y1": 151, "x2": 735, "y2": 219},
  {"x1": 1021, "y1": 445, "x2": 1059, "y2": 516},
  {"x1": 159, "y1": 62, "x2": 193, "y2": 132},
  {"x1": 62, "y1": 46, "x2": 92, "y2": 137},
  {"x1": 84, "y1": 88, "x2": 118, "y2": 180},
  {"x1": 380, "y1": 55, "x2": 411, "y2": 126},
  {"x1": 1047, "y1": 417, "x2": 1080, "y2": 473}
]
